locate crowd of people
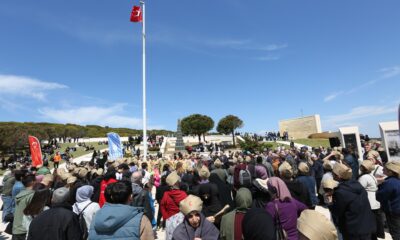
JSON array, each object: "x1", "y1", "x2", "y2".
[{"x1": 1, "y1": 140, "x2": 400, "y2": 240}]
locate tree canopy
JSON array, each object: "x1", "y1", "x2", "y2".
[
  {"x1": 217, "y1": 115, "x2": 243, "y2": 145},
  {"x1": 181, "y1": 114, "x2": 214, "y2": 142},
  {"x1": 0, "y1": 122, "x2": 173, "y2": 152}
]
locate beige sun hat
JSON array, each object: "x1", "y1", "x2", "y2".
[
  {"x1": 179, "y1": 195, "x2": 203, "y2": 216},
  {"x1": 79, "y1": 168, "x2": 88, "y2": 178},
  {"x1": 198, "y1": 166, "x2": 210, "y2": 179},
  {"x1": 333, "y1": 163, "x2": 352, "y2": 180},
  {"x1": 41, "y1": 174, "x2": 54, "y2": 186},
  {"x1": 60, "y1": 172, "x2": 71, "y2": 181},
  {"x1": 279, "y1": 161, "x2": 293, "y2": 178},
  {"x1": 67, "y1": 176, "x2": 77, "y2": 184},
  {"x1": 214, "y1": 159, "x2": 222, "y2": 168},
  {"x1": 361, "y1": 160, "x2": 375, "y2": 173},
  {"x1": 96, "y1": 168, "x2": 104, "y2": 176},
  {"x1": 385, "y1": 161, "x2": 400, "y2": 176},
  {"x1": 297, "y1": 210, "x2": 338, "y2": 240},
  {"x1": 322, "y1": 179, "x2": 338, "y2": 190},
  {"x1": 166, "y1": 171, "x2": 180, "y2": 187},
  {"x1": 298, "y1": 162, "x2": 310, "y2": 174}
]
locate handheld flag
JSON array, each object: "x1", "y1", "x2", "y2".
[
  {"x1": 28, "y1": 136, "x2": 43, "y2": 167},
  {"x1": 107, "y1": 132, "x2": 123, "y2": 160},
  {"x1": 130, "y1": 6, "x2": 143, "y2": 22}
]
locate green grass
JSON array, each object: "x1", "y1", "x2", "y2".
[
  {"x1": 294, "y1": 139, "x2": 330, "y2": 148},
  {"x1": 46, "y1": 142, "x2": 108, "y2": 169},
  {"x1": 56, "y1": 142, "x2": 108, "y2": 159}
]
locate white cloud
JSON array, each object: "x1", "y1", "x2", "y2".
[
  {"x1": 205, "y1": 39, "x2": 287, "y2": 52},
  {"x1": 323, "y1": 105, "x2": 397, "y2": 129},
  {"x1": 0, "y1": 74, "x2": 67, "y2": 100},
  {"x1": 323, "y1": 91, "x2": 344, "y2": 102},
  {"x1": 323, "y1": 65, "x2": 400, "y2": 102},
  {"x1": 254, "y1": 55, "x2": 280, "y2": 61},
  {"x1": 38, "y1": 104, "x2": 161, "y2": 130},
  {"x1": 379, "y1": 66, "x2": 400, "y2": 79}
]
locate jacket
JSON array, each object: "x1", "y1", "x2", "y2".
[
  {"x1": 330, "y1": 180, "x2": 376, "y2": 239},
  {"x1": 377, "y1": 176, "x2": 400, "y2": 215},
  {"x1": 296, "y1": 175, "x2": 318, "y2": 207},
  {"x1": 358, "y1": 173, "x2": 380, "y2": 210},
  {"x1": 13, "y1": 189, "x2": 34, "y2": 235},
  {"x1": 220, "y1": 188, "x2": 252, "y2": 240},
  {"x1": 131, "y1": 187, "x2": 154, "y2": 224},
  {"x1": 2, "y1": 175, "x2": 15, "y2": 196},
  {"x1": 265, "y1": 199, "x2": 307, "y2": 240},
  {"x1": 27, "y1": 203, "x2": 82, "y2": 240},
  {"x1": 161, "y1": 190, "x2": 187, "y2": 220},
  {"x1": 89, "y1": 203, "x2": 154, "y2": 240}
]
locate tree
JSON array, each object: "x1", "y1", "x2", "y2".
[
  {"x1": 217, "y1": 115, "x2": 243, "y2": 146},
  {"x1": 181, "y1": 114, "x2": 214, "y2": 143}
]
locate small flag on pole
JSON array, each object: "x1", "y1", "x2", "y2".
[
  {"x1": 28, "y1": 136, "x2": 43, "y2": 167},
  {"x1": 130, "y1": 6, "x2": 143, "y2": 22},
  {"x1": 107, "y1": 132, "x2": 123, "y2": 160}
]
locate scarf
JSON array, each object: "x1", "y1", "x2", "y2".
[{"x1": 268, "y1": 177, "x2": 292, "y2": 201}]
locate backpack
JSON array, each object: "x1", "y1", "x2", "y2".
[
  {"x1": 77, "y1": 202, "x2": 93, "y2": 240},
  {"x1": 239, "y1": 167, "x2": 252, "y2": 187}
]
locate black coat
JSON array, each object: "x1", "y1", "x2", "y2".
[
  {"x1": 27, "y1": 203, "x2": 82, "y2": 240},
  {"x1": 330, "y1": 180, "x2": 376, "y2": 239}
]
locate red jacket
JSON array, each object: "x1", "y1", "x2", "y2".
[
  {"x1": 99, "y1": 178, "x2": 118, "y2": 207},
  {"x1": 160, "y1": 189, "x2": 187, "y2": 220}
]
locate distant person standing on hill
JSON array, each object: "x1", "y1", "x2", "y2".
[{"x1": 53, "y1": 152, "x2": 61, "y2": 169}]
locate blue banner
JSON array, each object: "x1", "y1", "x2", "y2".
[{"x1": 107, "y1": 132, "x2": 123, "y2": 160}]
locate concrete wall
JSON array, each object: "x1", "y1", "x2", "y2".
[{"x1": 279, "y1": 115, "x2": 322, "y2": 140}]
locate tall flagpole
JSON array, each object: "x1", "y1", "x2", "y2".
[{"x1": 141, "y1": 0, "x2": 147, "y2": 159}]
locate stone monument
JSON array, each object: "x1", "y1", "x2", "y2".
[
  {"x1": 279, "y1": 114, "x2": 322, "y2": 139},
  {"x1": 175, "y1": 119, "x2": 185, "y2": 151}
]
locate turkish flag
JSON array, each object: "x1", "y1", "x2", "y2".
[
  {"x1": 130, "y1": 6, "x2": 143, "y2": 22},
  {"x1": 29, "y1": 136, "x2": 43, "y2": 167}
]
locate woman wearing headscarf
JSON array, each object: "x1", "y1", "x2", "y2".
[
  {"x1": 251, "y1": 178, "x2": 271, "y2": 208},
  {"x1": 198, "y1": 182, "x2": 223, "y2": 226},
  {"x1": 265, "y1": 177, "x2": 307, "y2": 240},
  {"x1": 172, "y1": 195, "x2": 219, "y2": 240},
  {"x1": 73, "y1": 185, "x2": 101, "y2": 233},
  {"x1": 209, "y1": 173, "x2": 233, "y2": 208},
  {"x1": 220, "y1": 188, "x2": 252, "y2": 240},
  {"x1": 241, "y1": 207, "x2": 275, "y2": 240}
]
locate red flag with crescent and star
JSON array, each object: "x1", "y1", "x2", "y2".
[
  {"x1": 130, "y1": 6, "x2": 143, "y2": 22},
  {"x1": 29, "y1": 136, "x2": 43, "y2": 167}
]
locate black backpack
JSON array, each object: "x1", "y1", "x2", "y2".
[{"x1": 77, "y1": 202, "x2": 93, "y2": 240}]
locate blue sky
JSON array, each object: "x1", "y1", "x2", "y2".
[{"x1": 0, "y1": 0, "x2": 399, "y2": 137}]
